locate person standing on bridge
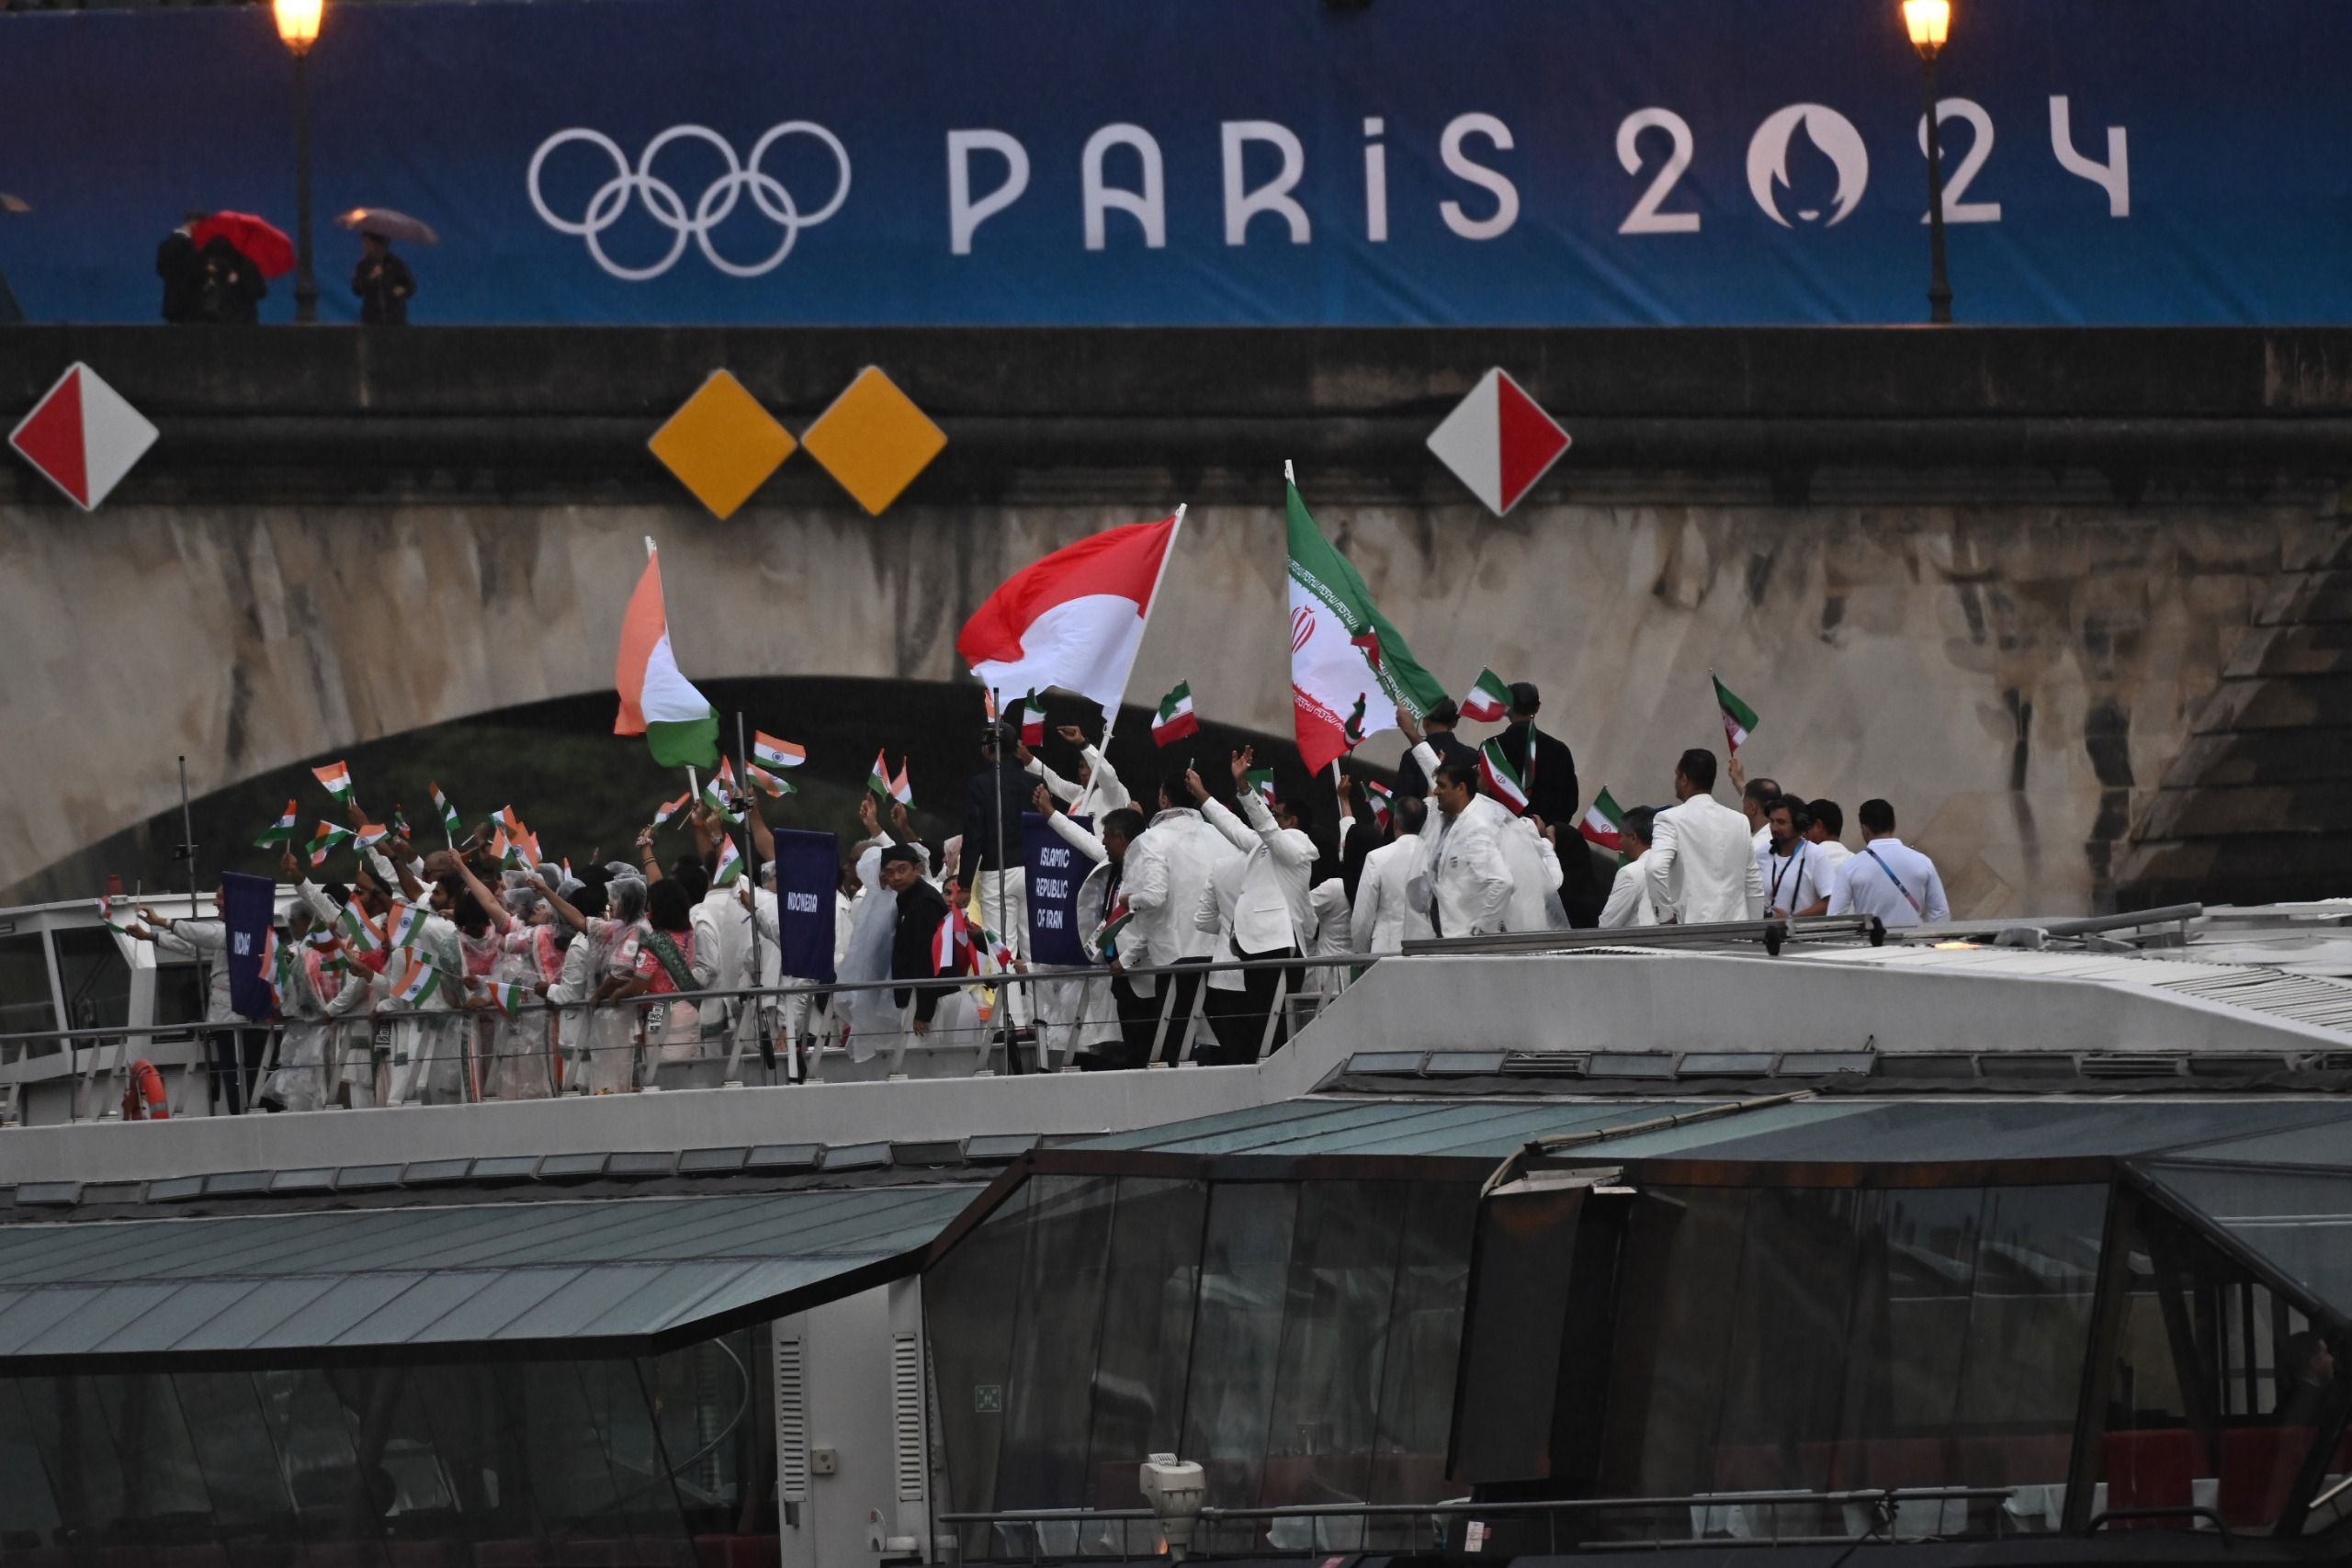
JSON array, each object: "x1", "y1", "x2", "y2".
[{"x1": 352, "y1": 231, "x2": 415, "y2": 324}]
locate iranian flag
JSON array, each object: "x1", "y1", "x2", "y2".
[
  {"x1": 254, "y1": 799, "x2": 299, "y2": 850},
  {"x1": 956, "y1": 514, "x2": 1182, "y2": 723},
  {"x1": 1151, "y1": 682, "x2": 1199, "y2": 747},
  {"x1": 431, "y1": 783, "x2": 462, "y2": 842},
  {"x1": 614, "y1": 541, "x2": 720, "y2": 770},
  {"x1": 1713, "y1": 673, "x2": 1759, "y2": 754},
  {"x1": 1458, "y1": 668, "x2": 1512, "y2": 725},
  {"x1": 1285, "y1": 473, "x2": 1448, "y2": 772},
  {"x1": 1097, "y1": 899, "x2": 1133, "y2": 959},
  {"x1": 1245, "y1": 766, "x2": 1276, "y2": 807},
  {"x1": 93, "y1": 898, "x2": 135, "y2": 935},
  {"x1": 312, "y1": 761, "x2": 354, "y2": 804},
  {"x1": 1578, "y1": 787, "x2": 1627, "y2": 852},
  {"x1": 752, "y1": 731, "x2": 806, "y2": 771},
  {"x1": 1476, "y1": 740, "x2": 1531, "y2": 816},
  {"x1": 1363, "y1": 779, "x2": 1394, "y2": 830},
  {"x1": 1016, "y1": 691, "x2": 1046, "y2": 749}
]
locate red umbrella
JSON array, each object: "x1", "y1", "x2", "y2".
[{"x1": 189, "y1": 211, "x2": 295, "y2": 279}]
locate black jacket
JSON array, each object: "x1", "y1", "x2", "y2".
[
  {"x1": 889, "y1": 878, "x2": 952, "y2": 1021},
  {"x1": 959, "y1": 760, "x2": 1033, "y2": 881},
  {"x1": 198, "y1": 237, "x2": 266, "y2": 324},
  {"x1": 1396, "y1": 728, "x2": 1478, "y2": 801},
  {"x1": 355, "y1": 252, "x2": 415, "y2": 325},
  {"x1": 1495, "y1": 722, "x2": 1580, "y2": 831},
  {"x1": 156, "y1": 231, "x2": 203, "y2": 323}
]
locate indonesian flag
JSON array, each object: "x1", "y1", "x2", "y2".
[
  {"x1": 752, "y1": 731, "x2": 806, "y2": 771},
  {"x1": 1152, "y1": 682, "x2": 1199, "y2": 747},
  {"x1": 1458, "y1": 668, "x2": 1512, "y2": 725},
  {"x1": 1017, "y1": 691, "x2": 1046, "y2": 749},
  {"x1": 312, "y1": 761, "x2": 354, "y2": 804},
  {"x1": 614, "y1": 542, "x2": 720, "y2": 771},
  {"x1": 956, "y1": 516, "x2": 1181, "y2": 723},
  {"x1": 1578, "y1": 787, "x2": 1627, "y2": 852},
  {"x1": 254, "y1": 799, "x2": 299, "y2": 850},
  {"x1": 1713, "y1": 673, "x2": 1759, "y2": 754},
  {"x1": 1286, "y1": 476, "x2": 1448, "y2": 772},
  {"x1": 1476, "y1": 740, "x2": 1531, "y2": 816}
]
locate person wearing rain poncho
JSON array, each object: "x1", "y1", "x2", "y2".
[{"x1": 537, "y1": 867, "x2": 647, "y2": 1095}]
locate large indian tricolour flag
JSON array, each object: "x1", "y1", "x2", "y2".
[
  {"x1": 1286, "y1": 475, "x2": 1448, "y2": 773},
  {"x1": 613, "y1": 541, "x2": 719, "y2": 771}
]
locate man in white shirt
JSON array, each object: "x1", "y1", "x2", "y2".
[
  {"x1": 1827, "y1": 798, "x2": 1951, "y2": 929},
  {"x1": 1351, "y1": 794, "x2": 1435, "y2": 953},
  {"x1": 1757, "y1": 795, "x2": 1839, "y2": 919},
  {"x1": 1732, "y1": 763, "x2": 1781, "y2": 854},
  {"x1": 1396, "y1": 713, "x2": 1515, "y2": 941},
  {"x1": 1600, "y1": 807, "x2": 1663, "y2": 929},
  {"x1": 1026, "y1": 723, "x2": 1132, "y2": 820},
  {"x1": 1189, "y1": 749, "x2": 1317, "y2": 1064},
  {"x1": 1806, "y1": 798, "x2": 1855, "y2": 886},
  {"x1": 1645, "y1": 749, "x2": 1767, "y2": 925},
  {"x1": 1120, "y1": 769, "x2": 1240, "y2": 1064}
]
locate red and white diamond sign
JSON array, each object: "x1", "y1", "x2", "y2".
[
  {"x1": 8, "y1": 362, "x2": 158, "y2": 512},
  {"x1": 1425, "y1": 367, "x2": 1570, "y2": 516}
]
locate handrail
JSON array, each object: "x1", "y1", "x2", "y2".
[
  {"x1": 1403, "y1": 913, "x2": 1884, "y2": 958},
  {"x1": 940, "y1": 1485, "x2": 2017, "y2": 1525}
]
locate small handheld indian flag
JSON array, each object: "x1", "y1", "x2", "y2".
[
  {"x1": 486, "y1": 979, "x2": 530, "y2": 1018},
  {"x1": 254, "y1": 799, "x2": 300, "y2": 849},
  {"x1": 746, "y1": 761, "x2": 796, "y2": 798},
  {"x1": 431, "y1": 783, "x2": 462, "y2": 842},
  {"x1": 866, "y1": 749, "x2": 893, "y2": 801},
  {"x1": 1713, "y1": 672, "x2": 1759, "y2": 755},
  {"x1": 384, "y1": 900, "x2": 428, "y2": 950},
  {"x1": 339, "y1": 900, "x2": 384, "y2": 954},
  {"x1": 1363, "y1": 779, "x2": 1394, "y2": 831},
  {"x1": 306, "y1": 820, "x2": 353, "y2": 867},
  {"x1": 1476, "y1": 740, "x2": 1531, "y2": 816},
  {"x1": 1245, "y1": 766, "x2": 1276, "y2": 807},
  {"x1": 752, "y1": 730, "x2": 806, "y2": 771},
  {"x1": 257, "y1": 928, "x2": 281, "y2": 1006},
  {"x1": 889, "y1": 758, "x2": 914, "y2": 807},
  {"x1": 1098, "y1": 899, "x2": 1134, "y2": 959},
  {"x1": 390, "y1": 806, "x2": 412, "y2": 840},
  {"x1": 393, "y1": 952, "x2": 441, "y2": 1007},
  {"x1": 702, "y1": 765, "x2": 743, "y2": 826},
  {"x1": 1152, "y1": 682, "x2": 1199, "y2": 747},
  {"x1": 355, "y1": 823, "x2": 390, "y2": 851},
  {"x1": 713, "y1": 837, "x2": 745, "y2": 887},
  {"x1": 1458, "y1": 668, "x2": 1512, "y2": 725},
  {"x1": 1577, "y1": 787, "x2": 1626, "y2": 852},
  {"x1": 652, "y1": 791, "x2": 693, "y2": 828},
  {"x1": 1017, "y1": 691, "x2": 1046, "y2": 749},
  {"x1": 312, "y1": 761, "x2": 354, "y2": 805}
]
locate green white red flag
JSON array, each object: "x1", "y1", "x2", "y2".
[
  {"x1": 1363, "y1": 779, "x2": 1394, "y2": 830},
  {"x1": 1713, "y1": 673, "x2": 1759, "y2": 755},
  {"x1": 431, "y1": 783, "x2": 462, "y2": 842},
  {"x1": 1017, "y1": 691, "x2": 1046, "y2": 749},
  {"x1": 1285, "y1": 473, "x2": 1449, "y2": 772},
  {"x1": 1577, "y1": 787, "x2": 1626, "y2": 852},
  {"x1": 93, "y1": 898, "x2": 135, "y2": 935},
  {"x1": 254, "y1": 799, "x2": 299, "y2": 850},
  {"x1": 1458, "y1": 668, "x2": 1512, "y2": 724},
  {"x1": 614, "y1": 541, "x2": 720, "y2": 771},
  {"x1": 1152, "y1": 682, "x2": 1198, "y2": 746},
  {"x1": 1097, "y1": 899, "x2": 1134, "y2": 960},
  {"x1": 1476, "y1": 740, "x2": 1531, "y2": 815},
  {"x1": 1245, "y1": 766, "x2": 1276, "y2": 807},
  {"x1": 312, "y1": 761, "x2": 354, "y2": 804}
]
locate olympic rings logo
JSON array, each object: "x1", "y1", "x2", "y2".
[{"x1": 526, "y1": 122, "x2": 851, "y2": 281}]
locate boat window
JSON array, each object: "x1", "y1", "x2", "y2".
[
  {"x1": 52, "y1": 928, "x2": 131, "y2": 1034},
  {"x1": 0, "y1": 932, "x2": 56, "y2": 1041}
]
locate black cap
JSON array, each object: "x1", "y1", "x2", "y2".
[
  {"x1": 1509, "y1": 682, "x2": 1542, "y2": 714},
  {"x1": 981, "y1": 718, "x2": 1015, "y2": 746}
]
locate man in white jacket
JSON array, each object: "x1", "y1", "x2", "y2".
[
  {"x1": 1600, "y1": 807, "x2": 1662, "y2": 929},
  {"x1": 1351, "y1": 793, "x2": 1435, "y2": 953},
  {"x1": 1645, "y1": 749, "x2": 1766, "y2": 925},
  {"x1": 1026, "y1": 723, "x2": 1132, "y2": 820},
  {"x1": 1188, "y1": 749, "x2": 1316, "y2": 1064},
  {"x1": 1396, "y1": 715, "x2": 1514, "y2": 941},
  {"x1": 1119, "y1": 769, "x2": 1238, "y2": 1065}
]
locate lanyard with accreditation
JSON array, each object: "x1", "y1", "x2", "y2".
[{"x1": 1863, "y1": 848, "x2": 1924, "y2": 916}]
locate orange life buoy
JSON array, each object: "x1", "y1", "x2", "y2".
[{"x1": 120, "y1": 1058, "x2": 169, "y2": 1121}]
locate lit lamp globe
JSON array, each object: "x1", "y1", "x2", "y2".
[
  {"x1": 1903, "y1": 0, "x2": 1951, "y2": 59},
  {"x1": 273, "y1": 0, "x2": 323, "y2": 56}
]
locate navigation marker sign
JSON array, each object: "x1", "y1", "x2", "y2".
[
  {"x1": 1424, "y1": 367, "x2": 1569, "y2": 517},
  {"x1": 8, "y1": 363, "x2": 157, "y2": 512}
]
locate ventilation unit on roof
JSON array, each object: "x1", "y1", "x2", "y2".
[
  {"x1": 2080, "y1": 1053, "x2": 2188, "y2": 1079},
  {"x1": 1500, "y1": 1052, "x2": 1591, "y2": 1077}
]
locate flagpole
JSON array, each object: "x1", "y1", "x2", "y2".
[
  {"x1": 1099, "y1": 502, "x2": 1187, "y2": 754},
  {"x1": 735, "y1": 710, "x2": 765, "y2": 1085}
]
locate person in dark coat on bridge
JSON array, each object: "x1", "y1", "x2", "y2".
[
  {"x1": 353, "y1": 231, "x2": 415, "y2": 324},
  {"x1": 1494, "y1": 681, "x2": 1605, "y2": 926},
  {"x1": 156, "y1": 211, "x2": 207, "y2": 323},
  {"x1": 198, "y1": 234, "x2": 266, "y2": 324}
]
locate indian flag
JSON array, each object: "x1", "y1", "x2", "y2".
[
  {"x1": 889, "y1": 758, "x2": 914, "y2": 807},
  {"x1": 306, "y1": 820, "x2": 352, "y2": 867},
  {"x1": 702, "y1": 766, "x2": 743, "y2": 826},
  {"x1": 752, "y1": 731, "x2": 806, "y2": 771},
  {"x1": 254, "y1": 799, "x2": 299, "y2": 849},
  {"x1": 1245, "y1": 766, "x2": 1276, "y2": 807},
  {"x1": 312, "y1": 761, "x2": 354, "y2": 804},
  {"x1": 1458, "y1": 668, "x2": 1512, "y2": 725},
  {"x1": 1097, "y1": 900, "x2": 1134, "y2": 959},
  {"x1": 1285, "y1": 472, "x2": 1449, "y2": 772},
  {"x1": 1713, "y1": 673, "x2": 1759, "y2": 754},
  {"x1": 393, "y1": 952, "x2": 441, "y2": 1007},
  {"x1": 652, "y1": 791, "x2": 692, "y2": 828},
  {"x1": 613, "y1": 541, "x2": 720, "y2": 771},
  {"x1": 385, "y1": 900, "x2": 427, "y2": 950},
  {"x1": 713, "y1": 837, "x2": 745, "y2": 887},
  {"x1": 257, "y1": 928, "x2": 281, "y2": 1005},
  {"x1": 1152, "y1": 682, "x2": 1199, "y2": 747},
  {"x1": 746, "y1": 761, "x2": 795, "y2": 798},
  {"x1": 355, "y1": 823, "x2": 390, "y2": 850},
  {"x1": 1476, "y1": 740, "x2": 1531, "y2": 816},
  {"x1": 1578, "y1": 787, "x2": 1626, "y2": 852},
  {"x1": 486, "y1": 980, "x2": 530, "y2": 1018},
  {"x1": 431, "y1": 783, "x2": 462, "y2": 841},
  {"x1": 339, "y1": 901, "x2": 384, "y2": 954},
  {"x1": 1364, "y1": 779, "x2": 1394, "y2": 830}
]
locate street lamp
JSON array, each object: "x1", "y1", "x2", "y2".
[
  {"x1": 272, "y1": 0, "x2": 323, "y2": 323},
  {"x1": 1903, "y1": 0, "x2": 1954, "y2": 323}
]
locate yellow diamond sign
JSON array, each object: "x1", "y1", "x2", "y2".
[
  {"x1": 800, "y1": 367, "x2": 947, "y2": 516},
  {"x1": 648, "y1": 370, "x2": 795, "y2": 521}
]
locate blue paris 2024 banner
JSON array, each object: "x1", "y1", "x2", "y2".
[
  {"x1": 1023, "y1": 813, "x2": 1091, "y2": 969},
  {"x1": 0, "y1": 0, "x2": 2346, "y2": 326}
]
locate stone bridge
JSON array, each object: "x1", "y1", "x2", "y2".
[{"x1": 4, "y1": 326, "x2": 2349, "y2": 913}]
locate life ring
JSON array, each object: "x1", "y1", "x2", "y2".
[{"x1": 120, "y1": 1058, "x2": 169, "y2": 1121}]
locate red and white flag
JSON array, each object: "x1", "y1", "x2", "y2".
[{"x1": 956, "y1": 515, "x2": 1182, "y2": 722}]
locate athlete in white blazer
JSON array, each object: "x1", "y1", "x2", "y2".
[
  {"x1": 1644, "y1": 749, "x2": 1766, "y2": 925},
  {"x1": 1351, "y1": 794, "x2": 1435, "y2": 953},
  {"x1": 1398, "y1": 734, "x2": 1514, "y2": 940}
]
